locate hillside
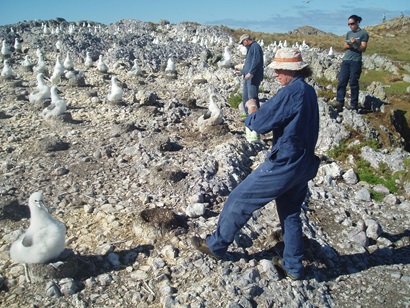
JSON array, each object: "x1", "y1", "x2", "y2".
[
  {"x1": 234, "y1": 16, "x2": 410, "y2": 141},
  {"x1": 0, "y1": 17, "x2": 409, "y2": 307}
]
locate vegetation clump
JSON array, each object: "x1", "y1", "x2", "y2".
[
  {"x1": 228, "y1": 87, "x2": 242, "y2": 109},
  {"x1": 328, "y1": 135, "x2": 410, "y2": 198}
]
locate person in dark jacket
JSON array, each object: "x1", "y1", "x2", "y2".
[
  {"x1": 192, "y1": 48, "x2": 320, "y2": 280},
  {"x1": 239, "y1": 34, "x2": 264, "y2": 114}
]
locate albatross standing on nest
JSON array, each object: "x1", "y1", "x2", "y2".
[
  {"x1": 97, "y1": 55, "x2": 109, "y2": 73},
  {"x1": 107, "y1": 76, "x2": 123, "y2": 102},
  {"x1": 42, "y1": 86, "x2": 67, "y2": 118},
  {"x1": 29, "y1": 73, "x2": 51, "y2": 103},
  {"x1": 197, "y1": 88, "x2": 224, "y2": 132},
  {"x1": 10, "y1": 191, "x2": 66, "y2": 264}
]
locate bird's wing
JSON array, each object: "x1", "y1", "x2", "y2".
[
  {"x1": 45, "y1": 103, "x2": 56, "y2": 111},
  {"x1": 21, "y1": 234, "x2": 33, "y2": 247}
]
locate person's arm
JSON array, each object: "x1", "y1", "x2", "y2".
[
  {"x1": 345, "y1": 33, "x2": 368, "y2": 52},
  {"x1": 344, "y1": 34, "x2": 356, "y2": 50},
  {"x1": 245, "y1": 88, "x2": 298, "y2": 134},
  {"x1": 358, "y1": 41, "x2": 367, "y2": 52},
  {"x1": 342, "y1": 40, "x2": 352, "y2": 51}
]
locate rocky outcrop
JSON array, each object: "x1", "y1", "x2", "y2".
[
  {"x1": 0, "y1": 18, "x2": 409, "y2": 307},
  {"x1": 288, "y1": 25, "x2": 334, "y2": 36}
]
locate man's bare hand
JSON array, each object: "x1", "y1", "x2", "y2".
[{"x1": 244, "y1": 73, "x2": 253, "y2": 80}]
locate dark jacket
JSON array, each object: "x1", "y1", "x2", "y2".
[
  {"x1": 245, "y1": 76, "x2": 319, "y2": 182},
  {"x1": 241, "y1": 41, "x2": 264, "y2": 85}
]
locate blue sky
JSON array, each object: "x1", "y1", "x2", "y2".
[{"x1": 0, "y1": 0, "x2": 408, "y2": 35}]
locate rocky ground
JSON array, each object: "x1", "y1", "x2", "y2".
[{"x1": 0, "y1": 19, "x2": 409, "y2": 307}]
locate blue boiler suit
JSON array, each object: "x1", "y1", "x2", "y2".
[{"x1": 207, "y1": 76, "x2": 320, "y2": 278}]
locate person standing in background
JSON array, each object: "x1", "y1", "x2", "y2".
[
  {"x1": 331, "y1": 15, "x2": 369, "y2": 112},
  {"x1": 238, "y1": 34, "x2": 264, "y2": 115}
]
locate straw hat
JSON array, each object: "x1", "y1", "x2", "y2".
[
  {"x1": 238, "y1": 34, "x2": 250, "y2": 45},
  {"x1": 268, "y1": 48, "x2": 308, "y2": 70}
]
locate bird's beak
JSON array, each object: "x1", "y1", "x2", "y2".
[{"x1": 36, "y1": 199, "x2": 49, "y2": 212}]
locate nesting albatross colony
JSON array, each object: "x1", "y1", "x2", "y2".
[{"x1": 0, "y1": 18, "x2": 410, "y2": 307}]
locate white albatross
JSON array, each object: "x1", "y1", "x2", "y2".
[
  {"x1": 14, "y1": 38, "x2": 22, "y2": 52},
  {"x1": 1, "y1": 40, "x2": 11, "y2": 56},
  {"x1": 10, "y1": 191, "x2": 66, "y2": 264},
  {"x1": 42, "y1": 86, "x2": 67, "y2": 118},
  {"x1": 53, "y1": 55, "x2": 65, "y2": 75},
  {"x1": 197, "y1": 89, "x2": 224, "y2": 131},
  {"x1": 63, "y1": 52, "x2": 74, "y2": 70},
  {"x1": 21, "y1": 55, "x2": 33, "y2": 71},
  {"x1": 127, "y1": 59, "x2": 142, "y2": 77},
  {"x1": 217, "y1": 46, "x2": 232, "y2": 68},
  {"x1": 165, "y1": 57, "x2": 176, "y2": 72},
  {"x1": 29, "y1": 73, "x2": 51, "y2": 103},
  {"x1": 33, "y1": 53, "x2": 47, "y2": 75},
  {"x1": 107, "y1": 76, "x2": 123, "y2": 102},
  {"x1": 328, "y1": 47, "x2": 334, "y2": 57},
  {"x1": 96, "y1": 55, "x2": 109, "y2": 73},
  {"x1": 84, "y1": 52, "x2": 94, "y2": 68},
  {"x1": 1, "y1": 59, "x2": 15, "y2": 79}
]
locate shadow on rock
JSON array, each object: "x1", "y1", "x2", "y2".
[
  {"x1": 313, "y1": 230, "x2": 410, "y2": 281},
  {"x1": 0, "y1": 197, "x2": 30, "y2": 221},
  {"x1": 73, "y1": 244, "x2": 155, "y2": 282},
  {"x1": 224, "y1": 230, "x2": 410, "y2": 282}
]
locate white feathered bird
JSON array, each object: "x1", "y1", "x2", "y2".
[
  {"x1": 217, "y1": 46, "x2": 232, "y2": 68},
  {"x1": 10, "y1": 191, "x2": 66, "y2": 264},
  {"x1": 165, "y1": 57, "x2": 176, "y2": 72},
  {"x1": 53, "y1": 55, "x2": 65, "y2": 75},
  {"x1": 97, "y1": 55, "x2": 109, "y2": 73},
  {"x1": 33, "y1": 53, "x2": 47, "y2": 75},
  {"x1": 84, "y1": 52, "x2": 94, "y2": 68},
  {"x1": 42, "y1": 86, "x2": 67, "y2": 118},
  {"x1": 63, "y1": 52, "x2": 74, "y2": 70},
  {"x1": 1, "y1": 40, "x2": 11, "y2": 56},
  {"x1": 328, "y1": 47, "x2": 334, "y2": 57},
  {"x1": 14, "y1": 38, "x2": 22, "y2": 52},
  {"x1": 55, "y1": 40, "x2": 62, "y2": 52},
  {"x1": 1, "y1": 59, "x2": 14, "y2": 79},
  {"x1": 29, "y1": 73, "x2": 51, "y2": 103},
  {"x1": 21, "y1": 55, "x2": 33, "y2": 70},
  {"x1": 49, "y1": 70, "x2": 62, "y2": 85},
  {"x1": 197, "y1": 89, "x2": 223, "y2": 129},
  {"x1": 48, "y1": 56, "x2": 64, "y2": 85},
  {"x1": 107, "y1": 76, "x2": 123, "y2": 102},
  {"x1": 127, "y1": 59, "x2": 142, "y2": 77}
]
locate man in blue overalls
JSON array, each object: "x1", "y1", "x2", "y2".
[{"x1": 192, "y1": 48, "x2": 320, "y2": 280}]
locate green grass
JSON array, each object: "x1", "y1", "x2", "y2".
[
  {"x1": 355, "y1": 159, "x2": 398, "y2": 194},
  {"x1": 394, "y1": 158, "x2": 410, "y2": 184},
  {"x1": 328, "y1": 136, "x2": 405, "y2": 196},
  {"x1": 328, "y1": 135, "x2": 379, "y2": 162},
  {"x1": 370, "y1": 190, "x2": 386, "y2": 202},
  {"x1": 228, "y1": 87, "x2": 242, "y2": 109},
  {"x1": 361, "y1": 70, "x2": 410, "y2": 95}
]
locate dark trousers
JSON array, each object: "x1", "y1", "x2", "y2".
[
  {"x1": 336, "y1": 60, "x2": 362, "y2": 107},
  {"x1": 206, "y1": 160, "x2": 308, "y2": 279},
  {"x1": 241, "y1": 78, "x2": 260, "y2": 113}
]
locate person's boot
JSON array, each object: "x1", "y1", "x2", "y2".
[
  {"x1": 191, "y1": 236, "x2": 220, "y2": 260},
  {"x1": 329, "y1": 101, "x2": 344, "y2": 113},
  {"x1": 272, "y1": 256, "x2": 303, "y2": 280}
]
